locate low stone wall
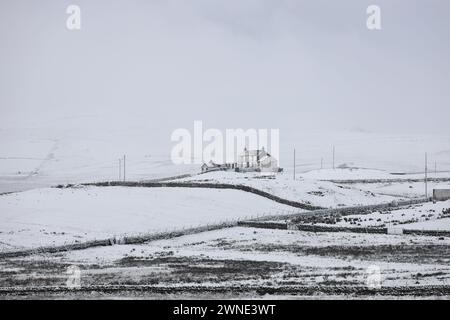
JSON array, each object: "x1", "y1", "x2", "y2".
[
  {"x1": 237, "y1": 221, "x2": 287, "y2": 230},
  {"x1": 0, "y1": 222, "x2": 240, "y2": 259},
  {"x1": 403, "y1": 229, "x2": 450, "y2": 237},
  {"x1": 0, "y1": 239, "x2": 112, "y2": 259},
  {"x1": 257, "y1": 198, "x2": 430, "y2": 223},
  {"x1": 292, "y1": 224, "x2": 387, "y2": 234},
  {"x1": 237, "y1": 221, "x2": 387, "y2": 234},
  {"x1": 75, "y1": 181, "x2": 324, "y2": 210},
  {"x1": 123, "y1": 221, "x2": 238, "y2": 245},
  {"x1": 239, "y1": 221, "x2": 450, "y2": 237}
]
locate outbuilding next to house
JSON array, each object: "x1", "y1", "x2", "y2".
[{"x1": 433, "y1": 187, "x2": 450, "y2": 201}]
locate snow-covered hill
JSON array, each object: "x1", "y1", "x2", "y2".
[
  {"x1": 175, "y1": 171, "x2": 402, "y2": 208},
  {"x1": 0, "y1": 186, "x2": 297, "y2": 251},
  {"x1": 1, "y1": 125, "x2": 449, "y2": 193}
]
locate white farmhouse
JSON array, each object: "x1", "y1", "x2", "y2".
[
  {"x1": 238, "y1": 147, "x2": 279, "y2": 172},
  {"x1": 201, "y1": 160, "x2": 229, "y2": 173},
  {"x1": 200, "y1": 148, "x2": 281, "y2": 173}
]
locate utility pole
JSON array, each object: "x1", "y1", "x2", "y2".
[
  {"x1": 435, "y1": 161, "x2": 437, "y2": 177},
  {"x1": 118, "y1": 159, "x2": 122, "y2": 181},
  {"x1": 425, "y1": 152, "x2": 428, "y2": 199},
  {"x1": 321, "y1": 157, "x2": 323, "y2": 170},
  {"x1": 293, "y1": 148, "x2": 296, "y2": 180},
  {"x1": 123, "y1": 155, "x2": 126, "y2": 182},
  {"x1": 332, "y1": 146, "x2": 335, "y2": 170}
]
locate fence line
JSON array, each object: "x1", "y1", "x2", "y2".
[{"x1": 62, "y1": 181, "x2": 325, "y2": 211}]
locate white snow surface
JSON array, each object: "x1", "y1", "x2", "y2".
[
  {"x1": 301, "y1": 168, "x2": 450, "y2": 181},
  {"x1": 1, "y1": 127, "x2": 450, "y2": 194},
  {"x1": 175, "y1": 171, "x2": 401, "y2": 208},
  {"x1": 63, "y1": 227, "x2": 450, "y2": 288},
  {"x1": 65, "y1": 225, "x2": 450, "y2": 265},
  {"x1": 322, "y1": 200, "x2": 450, "y2": 230},
  {"x1": 0, "y1": 186, "x2": 297, "y2": 252},
  {"x1": 400, "y1": 218, "x2": 450, "y2": 231},
  {"x1": 354, "y1": 181, "x2": 450, "y2": 199},
  {"x1": 300, "y1": 168, "x2": 393, "y2": 180}
]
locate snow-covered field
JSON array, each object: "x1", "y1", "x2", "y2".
[
  {"x1": 41, "y1": 227, "x2": 450, "y2": 290},
  {"x1": 1, "y1": 126, "x2": 450, "y2": 298},
  {"x1": 401, "y1": 218, "x2": 450, "y2": 231},
  {"x1": 175, "y1": 171, "x2": 402, "y2": 208},
  {"x1": 1, "y1": 127, "x2": 450, "y2": 194},
  {"x1": 0, "y1": 186, "x2": 297, "y2": 252},
  {"x1": 0, "y1": 127, "x2": 198, "y2": 194},
  {"x1": 316, "y1": 200, "x2": 450, "y2": 230},
  {"x1": 65, "y1": 226, "x2": 450, "y2": 264},
  {"x1": 354, "y1": 181, "x2": 450, "y2": 199},
  {"x1": 301, "y1": 168, "x2": 450, "y2": 181},
  {"x1": 300, "y1": 168, "x2": 394, "y2": 180}
]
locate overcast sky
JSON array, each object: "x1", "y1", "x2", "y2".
[{"x1": 1, "y1": 0, "x2": 449, "y2": 134}]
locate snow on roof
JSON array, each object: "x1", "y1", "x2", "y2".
[
  {"x1": 434, "y1": 185, "x2": 450, "y2": 190},
  {"x1": 202, "y1": 161, "x2": 219, "y2": 168}
]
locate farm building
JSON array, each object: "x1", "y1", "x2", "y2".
[
  {"x1": 201, "y1": 161, "x2": 228, "y2": 173},
  {"x1": 237, "y1": 147, "x2": 279, "y2": 172},
  {"x1": 433, "y1": 187, "x2": 450, "y2": 201},
  {"x1": 201, "y1": 148, "x2": 282, "y2": 173}
]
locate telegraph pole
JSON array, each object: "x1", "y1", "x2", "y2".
[
  {"x1": 293, "y1": 148, "x2": 296, "y2": 180},
  {"x1": 118, "y1": 159, "x2": 122, "y2": 181},
  {"x1": 123, "y1": 155, "x2": 126, "y2": 182},
  {"x1": 425, "y1": 152, "x2": 428, "y2": 199},
  {"x1": 435, "y1": 161, "x2": 437, "y2": 177},
  {"x1": 321, "y1": 157, "x2": 323, "y2": 170},
  {"x1": 332, "y1": 146, "x2": 335, "y2": 169}
]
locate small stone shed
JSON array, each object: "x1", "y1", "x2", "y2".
[{"x1": 433, "y1": 187, "x2": 450, "y2": 201}]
